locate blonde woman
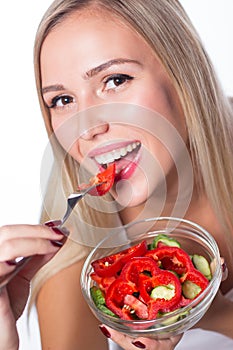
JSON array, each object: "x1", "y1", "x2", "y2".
[{"x1": 1, "y1": 0, "x2": 233, "y2": 349}]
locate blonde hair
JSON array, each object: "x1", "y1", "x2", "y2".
[{"x1": 31, "y1": 0, "x2": 233, "y2": 300}]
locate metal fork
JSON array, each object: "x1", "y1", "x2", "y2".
[{"x1": 0, "y1": 182, "x2": 103, "y2": 288}]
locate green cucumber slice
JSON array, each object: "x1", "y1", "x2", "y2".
[
  {"x1": 159, "y1": 310, "x2": 189, "y2": 325},
  {"x1": 182, "y1": 280, "x2": 201, "y2": 299},
  {"x1": 97, "y1": 304, "x2": 117, "y2": 317},
  {"x1": 90, "y1": 286, "x2": 105, "y2": 305},
  {"x1": 90, "y1": 286, "x2": 117, "y2": 317},
  {"x1": 192, "y1": 254, "x2": 212, "y2": 280},
  {"x1": 150, "y1": 284, "x2": 175, "y2": 300},
  {"x1": 149, "y1": 234, "x2": 181, "y2": 249}
]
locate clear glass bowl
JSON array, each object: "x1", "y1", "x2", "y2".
[{"x1": 81, "y1": 217, "x2": 222, "y2": 339}]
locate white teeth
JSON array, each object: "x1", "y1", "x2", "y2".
[
  {"x1": 113, "y1": 149, "x2": 121, "y2": 160},
  {"x1": 127, "y1": 144, "x2": 133, "y2": 152},
  {"x1": 120, "y1": 147, "x2": 127, "y2": 157},
  {"x1": 94, "y1": 141, "x2": 140, "y2": 165}
]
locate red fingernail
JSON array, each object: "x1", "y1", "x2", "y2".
[
  {"x1": 221, "y1": 261, "x2": 227, "y2": 273},
  {"x1": 132, "y1": 341, "x2": 146, "y2": 349},
  {"x1": 6, "y1": 260, "x2": 17, "y2": 266},
  {"x1": 6, "y1": 257, "x2": 24, "y2": 265},
  {"x1": 50, "y1": 240, "x2": 63, "y2": 247},
  {"x1": 45, "y1": 220, "x2": 62, "y2": 227},
  {"x1": 51, "y1": 226, "x2": 69, "y2": 236},
  {"x1": 99, "y1": 325, "x2": 111, "y2": 338}
]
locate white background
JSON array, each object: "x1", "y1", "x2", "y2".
[
  {"x1": 0, "y1": 1, "x2": 232, "y2": 350},
  {"x1": 0, "y1": 1, "x2": 232, "y2": 224}
]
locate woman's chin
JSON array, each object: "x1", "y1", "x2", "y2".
[{"x1": 112, "y1": 178, "x2": 149, "y2": 209}]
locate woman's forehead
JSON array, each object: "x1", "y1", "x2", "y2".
[{"x1": 40, "y1": 8, "x2": 154, "y2": 80}]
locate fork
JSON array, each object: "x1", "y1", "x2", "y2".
[{"x1": 0, "y1": 182, "x2": 103, "y2": 289}]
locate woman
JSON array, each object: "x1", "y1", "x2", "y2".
[{"x1": 1, "y1": 0, "x2": 233, "y2": 349}]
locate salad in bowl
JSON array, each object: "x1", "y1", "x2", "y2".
[{"x1": 81, "y1": 217, "x2": 222, "y2": 339}]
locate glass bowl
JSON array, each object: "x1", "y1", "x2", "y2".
[{"x1": 81, "y1": 217, "x2": 222, "y2": 339}]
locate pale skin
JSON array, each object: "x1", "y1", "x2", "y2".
[
  {"x1": 1, "y1": 5, "x2": 233, "y2": 350},
  {"x1": 0, "y1": 224, "x2": 64, "y2": 350}
]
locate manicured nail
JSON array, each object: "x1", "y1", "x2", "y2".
[
  {"x1": 99, "y1": 325, "x2": 111, "y2": 338},
  {"x1": 50, "y1": 240, "x2": 63, "y2": 247},
  {"x1": 221, "y1": 261, "x2": 227, "y2": 273},
  {"x1": 6, "y1": 257, "x2": 24, "y2": 265},
  {"x1": 51, "y1": 226, "x2": 70, "y2": 237},
  {"x1": 220, "y1": 258, "x2": 228, "y2": 281},
  {"x1": 45, "y1": 220, "x2": 62, "y2": 227},
  {"x1": 132, "y1": 341, "x2": 146, "y2": 349},
  {"x1": 6, "y1": 260, "x2": 17, "y2": 266}
]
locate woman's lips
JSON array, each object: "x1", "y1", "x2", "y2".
[{"x1": 89, "y1": 141, "x2": 141, "y2": 181}]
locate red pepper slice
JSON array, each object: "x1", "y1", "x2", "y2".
[
  {"x1": 139, "y1": 270, "x2": 182, "y2": 317},
  {"x1": 91, "y1": 240, "x2": 148, "y2": 277},
  {"x1": 120, "y1": 256, "x2": 160, "y2": 285},
  {"x1": 180, "y1": 268, "x2": 209, "y2": 300},
  {"x1": 90, "y1": 272, "x2": 116, "y2": 292},
  {"x1": 146, "y1": 246, "x2": 193, "y2": 275},
  {"x1": 91, "y1": 254, "x2": 124, "y2": 278},
  {"x1": 105, "y1": 278, "x2": 138, "y2": 319},
  {"x1": 168, "y1": 295, "x2": 193, "y2": 311},
  {"x1": 78, "y1": 163, "x2": 115, "y2": 196},
  {"x1": 120, "y1": 241, "x2": 148, "y2": 263}
]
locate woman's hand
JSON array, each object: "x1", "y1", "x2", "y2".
[
  {"x1": 0, "y1": 222, "x2": 67, "y2": 350},
  {"x1": 99, "y1": 325, "x2": 183, "y2": 350}
]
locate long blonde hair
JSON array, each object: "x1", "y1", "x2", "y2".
[{"x1": 31, "y1": 0, "x2": 233, "y2": 299}]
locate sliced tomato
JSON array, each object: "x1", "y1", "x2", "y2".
[{"x1": 123, "y1": 294, "x2": 149, "y2": 319}]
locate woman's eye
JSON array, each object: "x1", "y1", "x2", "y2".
[
  {"x1": 49, "y1": 95, "x2": 74, "y2": 108},
  {"x1": 104, "y1": 74, "x2": 133, "y2": 91}
]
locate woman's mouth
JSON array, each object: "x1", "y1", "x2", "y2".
[{"x1": 90, "y1": 141, "x2": 141, "y2": 181}]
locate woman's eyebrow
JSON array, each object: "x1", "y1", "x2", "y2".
[
  {"x1": 42, "y1": 84, "x2": 65, "y2": 94},
  {"x1": 84, "y1": 58, "x2": 142, "y2": 79},
  {"x1": 41, "y1": 59, "x2": 141, "y2": 93}
]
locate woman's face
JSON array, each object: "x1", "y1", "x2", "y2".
[{"x1": 41, "y1": 8, "x2": 187, "y2": 208}]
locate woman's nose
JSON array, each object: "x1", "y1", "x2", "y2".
[
  {"x1": 80, "y1": 120, "x2": 109, "y2": 140},
  {"x1": 77, "y1": 92, "x2": 110, "y2": 139}
]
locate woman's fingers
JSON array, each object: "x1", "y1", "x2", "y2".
[
  {"x1": 0, "y1": 224, "x2": 68, "y2": 263},
  {"x1": 0, "y1": 287, "x2": 19, "y2": 349},
  {"x1": 0, "y1": 223, "x2": 67, "y2": 242},
  {"x1": 0, "y1": 262, "x2": 16, "y2": 278},
  {"x1": 220, "y1": 257, "x2": 228, "y2": 281},
  {"x1": 0, "y1": 236, "x2": 62, "y2": 262},
  {"x1": 99, "y1": 325, "x2": 183, "y2": 350},
  {"x1": 210, "y1": 257, "x2": 228, "y2": 282}
]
